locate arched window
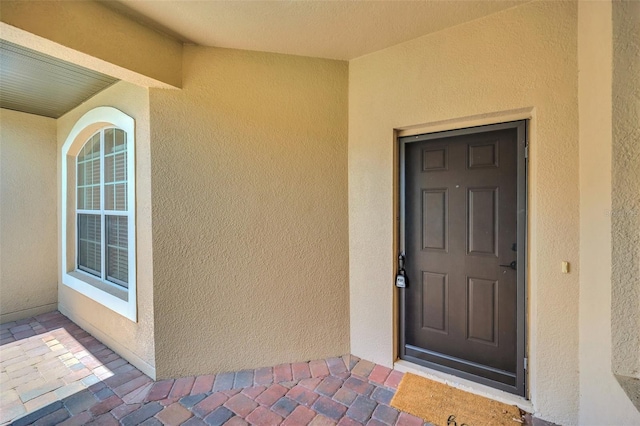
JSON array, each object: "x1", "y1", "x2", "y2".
[{"x1": 62, "y1": 107, "x2": 136, "y2": 321}]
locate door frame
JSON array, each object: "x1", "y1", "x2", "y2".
[{"x1": 398, "y1": 120, "x2": 528, "y2": 396}]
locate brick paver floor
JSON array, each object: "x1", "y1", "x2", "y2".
[
  {"x1": 0, "y1": 311, "x2": 429, "y2": 425},
  {"x1": 0, "y1": 311, "x2": 538, "y2": 426}
]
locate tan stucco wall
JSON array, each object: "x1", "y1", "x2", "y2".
[
  {"x1": 57, "y1": 81, "x2": 156, "y2": 377},
  {"x1": 578, "y1": 1, "x2": 640, "y2": 422},
  {"x1": 0, "y1": 1, "x2": 182, "y2": 88},
  {"x1": 149, "y1": 46, "x2": 349, "y2": 378},
  {"x1": 611, "y1": 0, "x2": 640, "y2": 413},
  {"x1": 0, "y1": 109, "x2": 58, "y2": 322},
  {"x1": 611, "y1": 0, "x2": 640, "y2": 382},
  {"x1": 348, "y1": 1, "x2": 580, "y2": 424}
]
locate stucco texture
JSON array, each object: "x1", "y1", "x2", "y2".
[
  {"x1": 149, "y1": 47, "x2": 349, "y2": 379},
  {"x1": 0, "y1": 109, "x2": 57, "y2": 322},
  {"x1": 577, "y1": 1, "x2": 640, "y2": 423},
  {"x1": 57, "y1": 81, "x2": 156, "y2": 376},
  {"x1": 612, "y1": 0, "x2": 640, "y2": 380},
  {"x1": 348, "y1": 1, "x2": 579, "y2": 424},
  {"x1": 611, "y1": 0, "x2": 640, "y2": 414}
]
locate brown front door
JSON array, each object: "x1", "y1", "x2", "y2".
[{"x1": 400, "y1": 122, "x2": 526, "y2": 395}]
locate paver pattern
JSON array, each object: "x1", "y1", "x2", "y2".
[
  {"x1": 1, "y1": 312, "x2": 549, "y2": 426},
  {"x1": 1, "y1": 311, "x2": 429, "y2": 425}
]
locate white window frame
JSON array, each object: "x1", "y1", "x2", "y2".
[{"x1": 61, "y1": 107, "x2": 137, "y2": 321}]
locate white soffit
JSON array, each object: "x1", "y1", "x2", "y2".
[
  {"x1": 111, "y1": 0, "x2": 530, "y2": 61},
  {"x1": 0, "y1": 40, "x2": 118, "y2": 118}
]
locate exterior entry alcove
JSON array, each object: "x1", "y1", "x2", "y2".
[{"x1": 0, "y1": 1, "x2": 638, "y2": 424}]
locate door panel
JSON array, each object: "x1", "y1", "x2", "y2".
[
  {"x1": 422, "y1": 189, "x2": 448, "y2": 251},
  {"x1": 421, "y1": 271, "x2": 448, "y2": 333},
  {"x1": 467, "y1": 276, "x2": 498, "y2": 345},
  {"x1": 467, "y1": 187, "x2": 498, "y2": 256},
  {"x1": 401, "y1": 124, "x2": 525, "y2": 394}
]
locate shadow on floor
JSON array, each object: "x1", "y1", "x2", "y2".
[{"x1": 1, "y1": 311, "x2": 555, "y2": 426}]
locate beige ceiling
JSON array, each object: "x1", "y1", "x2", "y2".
[{"x1": 111, "y1": 0, "x2": 529, "y2": 61}]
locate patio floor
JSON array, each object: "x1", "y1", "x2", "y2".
[
  {"x1": 1, "y1": 311, "x2": 547, "y2": 426},
  {"x1": 1, "y1": 311, "x2": 430, "y2": 426}
]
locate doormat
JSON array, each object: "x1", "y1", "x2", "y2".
[{"x1": 390, "y1": 373, "x2": 524, "y2": 426}]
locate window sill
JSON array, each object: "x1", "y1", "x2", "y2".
[{"x1": 63, "y1": 271, "x2": 136, "y2": 322}]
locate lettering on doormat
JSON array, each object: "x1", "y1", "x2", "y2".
[{"x1": 447, "y1": 414, "x2": 469, "y2": 426}]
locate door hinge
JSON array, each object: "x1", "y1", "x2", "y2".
[
  {"x1": 524, "y1": 357, "x2": 528, "y2": 370},
  {"x1": 524, "y1": 146, "x2": 529, "y2": 159}
]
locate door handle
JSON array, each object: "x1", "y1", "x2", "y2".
[{"x1": 500, "y1": 261, "x2": 517, "y2": 271}]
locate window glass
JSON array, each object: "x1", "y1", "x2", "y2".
[
  {"x1": 75, "y1": 128, "x2": 129, "y2": 287},
  {"x1": 104, "y1": 128, "x2": 127, "y2": 211},
  {"x1": 77, "y1": 133, "x2": 101, "y2": 211},
  {"x1": 77, "y1": 213, "x2": 101, "y2": 276},
  {"x1": 107, "y1": 216, "x2": 128, "y2": 286}
]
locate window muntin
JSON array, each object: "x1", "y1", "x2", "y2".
[{"x1": 75, "y1": 127, "x2": 130, "y2": 289}]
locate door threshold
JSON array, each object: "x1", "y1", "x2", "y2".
[{"x1": 394, "y1": 359, "x2": 533, "y2": 413}]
